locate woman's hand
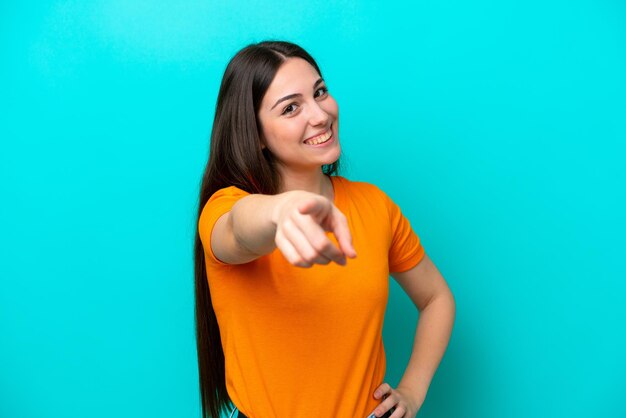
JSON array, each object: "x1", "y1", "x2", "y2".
[
  {"x1": 368, "y1": 382, "x2": 425, "y2": 418},
  {"x1": 272, "y1": 191, "x2": 356, "y2": 267}
]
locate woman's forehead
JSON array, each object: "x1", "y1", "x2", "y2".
[{"x1": 263, "y1": 58, "x2": 321, "y2": 101}]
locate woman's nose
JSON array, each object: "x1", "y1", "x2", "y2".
[{"x1": 308, "y1": 102, "x2": 329, "y2": 127}]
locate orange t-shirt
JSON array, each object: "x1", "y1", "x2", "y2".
[{"x1": 198, "y1": 176, "x2": 425, "y2": 418}]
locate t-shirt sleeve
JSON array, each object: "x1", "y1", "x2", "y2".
[
  {"x1": 198, "y1": 186, "x2": 250, "y2": 266},
  {"x1": 383, "y1": 191, "x2": 426, "y2": 273}
]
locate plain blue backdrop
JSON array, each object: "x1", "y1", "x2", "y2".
[{"x1": 1, "y1": 1, "x2": 625, "y2": 417}]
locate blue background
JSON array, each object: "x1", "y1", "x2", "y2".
[{"x1": 1, "y1": 1, "x2": 625, "y2": 417}]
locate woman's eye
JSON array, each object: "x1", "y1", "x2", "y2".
[
  {"x1": 314, "y1": 87, "x2": 328, "y2": 98},
  {"x1": 282, "y1": 103, "x2": 298, "y2": 115}
]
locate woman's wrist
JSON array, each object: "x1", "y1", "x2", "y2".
[
  {"x1": 397, "y1": 381, "x2": 427, "y2": 402},
  {"x1": 270, "y1": 191, "x2": 292, "y2": 227},
  {"x1": 230, "y1": 194, "x2": 282, "y2": 256}
]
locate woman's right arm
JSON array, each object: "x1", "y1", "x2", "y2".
[{"x1": 210, "y1": 191, "x2": 356, "y2": 267}]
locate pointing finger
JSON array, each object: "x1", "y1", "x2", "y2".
[
  {"x1": 331, "y1": 208, "x2": 357, "y2": 259},
  {"x1": 282, "y1": 219, "x2": 335, "y2": 266},
  {"x1": 292, "y1": 211, "x2": 346, "y2": 265},
  {"x1": 275, "y1": 229, "x2": 311, "y2": 268}
]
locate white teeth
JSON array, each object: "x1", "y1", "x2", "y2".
[{"x1": 305, "y1": 130, "x2": 332, "y2": 145}]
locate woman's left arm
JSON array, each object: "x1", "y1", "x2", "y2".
[{"x1": 369, "y1": 253, "x2": 456, "y2": 418}]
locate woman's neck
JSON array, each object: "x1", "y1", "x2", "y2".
[{"x1": 278, "y1": 168, "x2": 334, "y2": 201}]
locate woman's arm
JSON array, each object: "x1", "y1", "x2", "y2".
[
  {"x1": 369, "y1": 254, "x2": 456, "y2": 418},
  {"x1": 210, "y1": 191, "x2": 356, "y2": 266}
]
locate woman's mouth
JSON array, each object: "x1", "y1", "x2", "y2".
[{"x1": 304, "y1": 129, "x2": 333, "y2": 146}]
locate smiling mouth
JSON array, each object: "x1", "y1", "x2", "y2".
[{"x1": 304, "y1": 128, "x2": 333, "y2": 145}]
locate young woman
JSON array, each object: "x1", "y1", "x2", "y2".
[{"x1": 194, "y1": 41, "x2": 456, "y2": 418}]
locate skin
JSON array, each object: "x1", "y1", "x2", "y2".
[
  {"x1": 210, "y1": 57, "x2": 456, "y2": 417},
  {"x1": 258, "y1": 57, "x2": 341, "y2": 191}
]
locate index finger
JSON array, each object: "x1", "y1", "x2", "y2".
[
  {"x1": 292, "y1": 213, "x2": 347, "y2": 266},
  {"x1": 330, "y1": 207, "x2": 357, "y2": 259}
]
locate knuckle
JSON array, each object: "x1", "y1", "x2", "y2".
[
  {"x1": 318, "y1": 257, "x2": 331, "y2": 265},
  {"x1": 313, "y1": 236, "x2": 330, "y2": 251},
  {"x1": 282, "y1": 218, "x2": 294, "y2": 229},
  {"x1": 293, "y1": 258, "x2": 307, "y2": 267},
  {"x1": 302, "y1": 248, "x2": 318, "y2": 263},
  {"x1": 314, "y1": 253, "x2": 330, "y2": 263}
]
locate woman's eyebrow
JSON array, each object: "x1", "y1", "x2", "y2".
[
  {"x1": 270, "y1": 78, "x2": 325, "y2": 110},
  {"x1": 271, "y1": 93, "x2": 300, "y2": 110}
]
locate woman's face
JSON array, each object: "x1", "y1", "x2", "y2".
[{"x1": 257, "y1": 58, "x2": 340, "y2": 173}]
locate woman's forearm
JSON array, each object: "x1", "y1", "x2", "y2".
[
  {"x1": 229, "y1": 193, "x2": 282, "y2": 258},
  {"x1": 227, "y1": 189, "x2": 352, "y2": 267},
  {"x1": 397, "y1": 292, "x2": 456, "y2": 401}
]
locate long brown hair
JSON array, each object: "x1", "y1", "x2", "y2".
[{"x1": 193, "y1": 41, "x2": 339, "y2": 417}]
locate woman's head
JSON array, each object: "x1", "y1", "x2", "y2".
[
  {"x1": 208, "y1": 40, "x2": 339, "y2": 195},
  {"x1": 257, "y1": 56, "x2": 340, "y2": 177}
]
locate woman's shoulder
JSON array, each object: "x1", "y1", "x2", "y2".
[
  {"x1": 208, "y1": 184, "x2": 250, "y2": 201},
  {"x1": 199, "y1": 185, "x2": 250, "y2": 221}
]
